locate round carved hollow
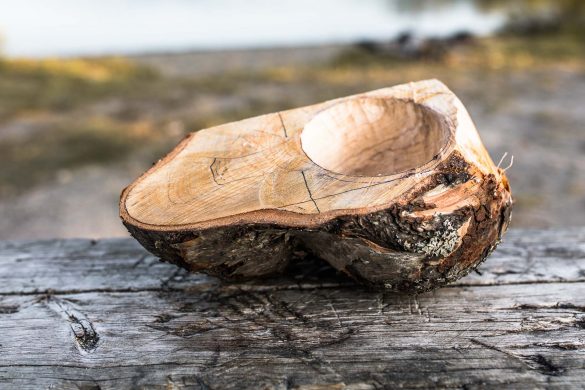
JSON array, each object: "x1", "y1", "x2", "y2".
[
  {"x1": 120, "y1": 80, "x2": 512, "y2": 292},
  {"x1": 301, "y1": 97, "x2": 450, "y2": 176}
]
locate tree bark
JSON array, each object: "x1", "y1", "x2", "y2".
[{"x1": 120, "y1": 79, "x2": 512, "y2": 292}]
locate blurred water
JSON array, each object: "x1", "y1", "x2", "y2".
[{"x1": 0, "y1": 0, "x2": 504, "y2": 57}]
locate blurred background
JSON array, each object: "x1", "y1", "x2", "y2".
[{"x1": 0, "y1": 0, "x2": 583, "y2": 239}]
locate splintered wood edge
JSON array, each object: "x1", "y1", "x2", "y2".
[{"x1": 120, "y1": 79, "x2": 499, "y2": 232}]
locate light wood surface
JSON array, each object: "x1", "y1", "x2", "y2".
[{"x1": 122, "y1": 80, "x2": 496, "y2": 229}]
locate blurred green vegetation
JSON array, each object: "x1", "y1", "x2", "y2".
[
  {"x1": 476, "y1": 0, "x2": 585, "y2": 36},
  {"x1": 396, "y1": 0, "x2": 585, "y2": 36},
  {"x1": 0, "y1": 57, "x2": 159, "y2": 121},
  {"x1": 0, "y1": 119, "x2": 157, "y2": 194},
  {"x1": 0, "y1": 5, "x2": 584, "y2": 198},
  {"x1": 332, "y1": 33, "x2": 585, "y2": 68}
]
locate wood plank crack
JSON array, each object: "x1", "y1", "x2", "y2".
[{"x1": 44, "y1": 295, "x2": 99, "y2": 354}]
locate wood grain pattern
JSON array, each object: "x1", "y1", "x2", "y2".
[
  {"x1": 1, "y1": 228, "x2": 584, "y2": 389},
  {"x1": 120, "y1": 80, "x2": 512, "y2": 292},
  {"x1": 122, "y1": 81, "x2": 460, "y2": 228}
]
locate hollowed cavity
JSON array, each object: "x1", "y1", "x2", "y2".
[{"x1": 301, "y1": 97, "x2": 450, "y2": 176}]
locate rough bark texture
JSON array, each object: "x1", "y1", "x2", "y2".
[
  {"x1": 1, "y1": 228, "x2": 584, "y2": 389},
  {"x1": 120, "y1": 80, "x2": 512, "y2": 292}
]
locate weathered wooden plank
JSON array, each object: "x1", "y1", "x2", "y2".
[
  {"x1": 1, "y1": 228, "x2": 584, "y2": 295},
  {"x1": 0, "y1": 228, "x2": 584, "y2": 389},
  {"x1": 1, "y1": 283, "x2": 584, "y2": 389}
]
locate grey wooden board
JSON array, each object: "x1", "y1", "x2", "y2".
[{"x1": 0, "y1": 228, "x2": 584, "y2": 389}]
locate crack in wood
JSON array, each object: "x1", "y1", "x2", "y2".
[
  {"x1": 210, "y1": 157, "x2": 219, "y2": 185},
  {"x1": 3, "y1": 279, "x2": 585, "y2": 298},
  {"x1": 160, "y1": 267, "x2": 186, "y2": 290},
  {"x1": 512, "y1": 302, "x2": 585, "y2": 312},
  {"x1": 0, "y1": 305, "x2": 19, "y2": 314},
  {"x1": 469, "y1": 338, "x2": 566, "y2": 377},
  {"x1": 44, "y1": 295, "x2": 99, "y2": 353},
  {"x1": 301, "y1": 170, "x2": 320, "y2": 213},
  {"x1": 131, "y1": 253, "x2": 150, "y2": 268},
  {"x1": 270, "y1": 170, "x2": 413, "y2": 211},
  {"x1": 278, "y1": 112, "x2": 288, "y2": 138},
  {"x1": 527, "y1": 354, "x2": 566, "y2": 376},
  {"x1": 469, "y1": 338, "x2": 529, "y2": 367},
  {"x1": 209, "y1": 157, "x2": 265, "y2": 186}
]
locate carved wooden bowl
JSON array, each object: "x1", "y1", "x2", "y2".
[{"x1": 120, "y1": 79, "x2": 512, "y2": 292}]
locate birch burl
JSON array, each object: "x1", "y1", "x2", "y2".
[{"x1": 120, "y1": 79, "x2": 512, "y2": 292}]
